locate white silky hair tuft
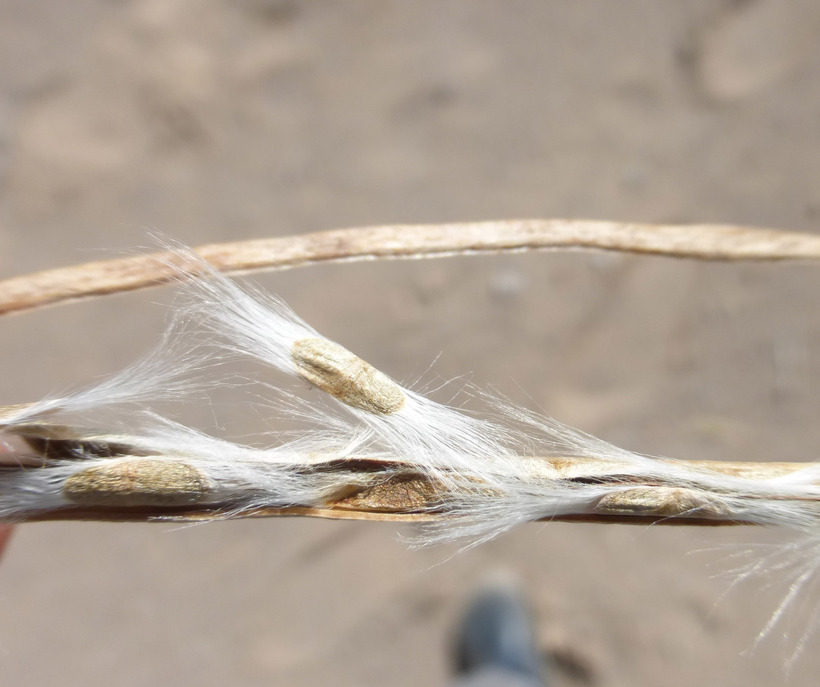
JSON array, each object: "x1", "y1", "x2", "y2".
[
  {"x1": 0, "y1": 310, "x2": 211, "y2": 431},
  {"x1": 177, "y1": 260, "x2": 522, "y2": 490}
]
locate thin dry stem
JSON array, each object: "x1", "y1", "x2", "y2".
[{"x1": 2, "y1": 220, "x2": 820, "y2": 317}]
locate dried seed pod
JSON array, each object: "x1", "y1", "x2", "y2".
[
  {"x1": 291, "y1": 337, "x2": 406, "y2": 414},
  {"x1": 63, "y1": 459, "x2": 213, "y2": 507}
]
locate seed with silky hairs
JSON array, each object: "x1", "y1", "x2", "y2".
[
  {"x1": 63, "y1": 459, "x2": 213, "y2": 507},
  {"x1": 594, "y1": 486, "x2": 729, "y2": 518},
  {"x1": 291, "y1": 337, "x2": 406, "y2": 414}
]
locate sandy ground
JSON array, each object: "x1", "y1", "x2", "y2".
[{"x1": 2, "y1": 1, "x2": 820, "y2": 685}]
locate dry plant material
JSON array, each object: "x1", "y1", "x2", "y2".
[
  {"x1": 62, "y1": 459, "x2": 214, "y2": 507},
  {"x1": 3, "y1": 219, "x2": 820, "y2": 316},
  {"x1": 291, "y1": 337, "x2": 406, "y2": 414},
  {"x1": 1, "y1": 229, "x2": 820, "y2": 540},
  {"x1": 3, "y1": 223, "x2": 820, "y2": 646},
  {"x1": 5, "y1": 224, "x2": 820, "y2": 645}
]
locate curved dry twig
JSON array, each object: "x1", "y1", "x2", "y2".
[{"x1": 1, "y1": 219, "x2": 819, "y2": 317}]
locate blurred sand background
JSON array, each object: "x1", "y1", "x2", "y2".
[{"x1": 2, "y1": 1, "x2": 820, "y2": 685}]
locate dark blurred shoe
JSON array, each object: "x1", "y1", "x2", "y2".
[{"x1": 451, "y1": 580, "x2": 547, "y2": 687}]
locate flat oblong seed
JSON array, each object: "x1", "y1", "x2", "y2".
[
  {"x1": 594, "y1": 486, "x2": 729, "y2": 519},
  {"x1": 291, "y1": 337, "x2": 406, "y2": 415},
  {"x1": 63, "y1": 459, "x2": 213, "y2": 507}
]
